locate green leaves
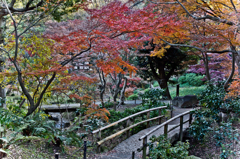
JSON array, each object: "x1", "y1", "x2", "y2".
[
  {"x1": 149, "y1": 135, "x2": 189, "y2": 159},
  {"x1": 140, "y1": 88, "x2": 165, "y2": 108}
]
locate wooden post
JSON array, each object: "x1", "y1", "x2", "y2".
[
  {"x1": 176, "y1": 84, "x2": 179, "y2": 97},
  {"x1": 164, "y1": 124, "x2": 168, "y2": 138},
  {"x1": 97, "y1": 144, "x2": 101, "y2": 153},
  {"x1": 97, "y1": 131, "x2": 101, "y2": 153},
  {"x1": 189, "y1": 113, "x2": 193, "y2": 125},
  {"x1": 126, "y1": 119, "x2": 130, "y2": 138},
  {"x1": 98, "y1": 131, "x2": 101, "y2": 140},
  {"x1": 179, "y1": 116, "x2": 183, "y2": 141},
  {"x1": 84, "y1": 141, "x2": 87, "y2": 159},
  {"x1": 158, "y1": 109, "x2": 162, "y2": 124},
  {"x1": 146, "y1": 112, "x2": 150, "y2": 128},
  {"x1": 132, "y1": 151, "x2": 135, "y2": 159},
  {"x1": 142, "y1": 137, "x2": 147, "y2": 159},
  {"x1": 55, "y1": 153, "x2": 59, "y2": 159}
]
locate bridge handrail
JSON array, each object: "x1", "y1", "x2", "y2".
[
  {"x1": 139, "y1": 109, "x2": 193, "y2": 140},
  {"x1": 92, "y1": 106, "x2": 167, "y2": 134},
  {"x1": 92, "y1": 106, "x2": 168, "y2": 152},
  {"x1": 139, "y1": 108, "x2": 197, "y2": 159}
]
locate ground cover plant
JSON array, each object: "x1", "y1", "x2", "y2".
[
  {"x1": 148, "y1": 135, "x2": 189, "y2": 159},
  {"x1": 188, "y1": 82, "x2": 240, "y2": 158}
]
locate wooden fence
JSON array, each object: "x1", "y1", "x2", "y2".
[
  {"x1": 92, "y1": 106, "x2": 168, "y2": 152},
  {"x1": 139, "y1": 109, "x2": 194, "y2": 159}
]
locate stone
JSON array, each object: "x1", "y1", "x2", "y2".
[
  {"x1": 172, "y1": 95, "x2": 198, "y2": 108},
  {"x1": 186, "y1": 155, "x2": 202, "y2": 159}
]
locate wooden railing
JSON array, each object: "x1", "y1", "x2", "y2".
[
  {"x1": 92, "y1": 106, "x2": 168, "y2": 152},
  {"x1": 139, "y1": 109, "x2": 194, "y2": 159}
]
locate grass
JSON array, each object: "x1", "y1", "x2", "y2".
[{"x1": 169, "y1": 85, "x2": 206, "y2": 99}]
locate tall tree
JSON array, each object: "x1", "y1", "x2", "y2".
[
  {"x1": 137, "y1": 44, "x2": 197, "y2": 99},
  {"x1": 0, "y1": 0, "x2": 84, "y2": 108},
  {"x1": 147, "y1": 0, "x2": 240, "y2": 92}
]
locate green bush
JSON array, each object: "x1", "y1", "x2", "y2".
[
  {"x1": 149, "y1": 135, "x2": 189, "y2": 159},
  {"x1": 128, "y1": 94, "x2": 139, "y2": 100},
  {"x1": 108, "y1": 103, "x2": 166, "y2": 123},
  {"x1": 140, "y1": 88, "x2": 165, "y2": 108},
  {"x1": 104, "y1": 101, "x2": 115, "y2": 108},
  {"x1": 189, "y1": 82, "x2": 240, "y2": 158},
  {"x1": 143, "y1": 88, "x2": 151, "y2": 93},
  {"x1": 178, "y1": 73, "x2": 205, "y2": 86},
  {"x1": 0, "y1": 109, "x2": 84, "y2": 150},
  {"x1": 153, "y1": 81, "x2": 159, "y2": 87}
]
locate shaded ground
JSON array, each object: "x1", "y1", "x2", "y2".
[{"x1": 188, "y1": 122, "x2": 240, "y2": 159}]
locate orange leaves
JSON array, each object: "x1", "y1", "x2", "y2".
[
  {"x1": 96, "y1": 56, "x2": 136, "y2": 75},
  {"x1": 227, "y1": 77, "x2": 240, "y2": 97},
  {"x1": 85, "y1": 104, "x2": 110, "y2": 122}
]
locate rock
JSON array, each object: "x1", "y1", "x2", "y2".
[
  {"x1": 186, "y1": 155, "x2": 202, "y2": 159},
  {"x1": 172, "y1": 95, "x2": 198, "y2": 108}
]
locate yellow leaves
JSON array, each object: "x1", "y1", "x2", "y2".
[{"x1": 151, "y1": 45, "x2": 170, "y2": 58}]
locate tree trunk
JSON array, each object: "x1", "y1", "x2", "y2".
[
  {"x1": 0, "y1": 16, "x2": 6, "y2": 108},
  {"x1": 157, "y1": 79, "x2": 171, "y2": 100},
  {"x1": 224, "y1": 49, "x2": 236, "y2": 91},
  {"x1": 109, "y1": 73, "x2": 122, "y2": 102},
  {"x1": 202, "y1": 52, "x2": 211, "y2": 81},
  {"x1": 100, "y1": 86, "x2": 105, "y2": 107},
  {"x1": 235, "y1": 51, "x2": 240, "y2": 75},
  {"x1": 118, "y1": 77, "x2": 127, "y2": 106},
  {"x1": 97, "y1": 69, "x2": 106, "y2": 107}
]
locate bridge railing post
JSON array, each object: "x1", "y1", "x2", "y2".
[
  {"x1": 126, "y1": 119, "x2": 130, "y2": 138},
  {"x1": 164, "y1": 124, "x2": 168, "y2": 138},
  {"x1": 142, "y1": 136, "x2": 147, "y2": 159},
  {"x1": 132, "y1": 151, "x2": 135, "y2": 159},
  {"x1": 97, "y1": 131, "x2": 101, "y2": 153},
  {"x1": 146, "y1": 112, "x2": 150, "y2": 128},
  {"x1": 189, "y1": 113, "x2": 193, "y2": 125},
  {"x1": 179, "y1": 116, "x2": 183, "y2": 141},
  {"x1": 158, "y1": 109, "x2": 161, "y2": 124}
]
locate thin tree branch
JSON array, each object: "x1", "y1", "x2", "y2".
[
  {"x1": 4, "y1": 0, "x2": 18, "y2": 62},
  {"x1": 8, "y1": 0, "x2": 43, "y2": 13},
  {"x1": 161, "y1": 39, "x2": 233, "y2": 54},
  {"x1": 147, "y1": 0, "x2": 178, "y2": 5},
  {"x1": 129, "y1": 0, "x2": 144, "y2": 9},
  {"x1": 230, "y1": 0, "x2": 237, "y2": 13},
  {"x1": 175, "y1": 0, "x2": 234, "y2": 25}
]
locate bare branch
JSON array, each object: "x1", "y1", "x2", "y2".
[
  {"x1": 230, "y1": 0, "x2": 237, "y2": 13},
  {"x1": 3, "y1": 0, "x2": 18, "y2": 63},
  {"x1": 160, "y1": 39, "x2": 233, "y2": 54},
  {"x1": 9, "y1": 0, "x2": 16, "y2": 8},
  {"x1": 8, "y1": 0, "x2": 43, "y2": 13},
  {"x1": 129, "y1": 0, "x2": 144, "y2": 9},
  {"x1": 19, "y1": 5, "x2": 60, "y2": 37},
  {"x1": 147, "y1": 0, "x2": 177, "y2": 5},
  {"x1": 60, "y1": 46, "x2": 92, "y2": 66},
  {"x1": 34, "y1": 72, "x2": 56, "y2": 112},
  {"x1": 175, "y1": 0, "x2": 235, "y2": 25}
]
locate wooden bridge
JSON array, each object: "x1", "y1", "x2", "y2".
[
  {"x1": 40, "y1": 104, "x2": 81, "y2": 114},
  {"x1": 91, "y1": 106, "x2": 195, "y2": 159}
]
